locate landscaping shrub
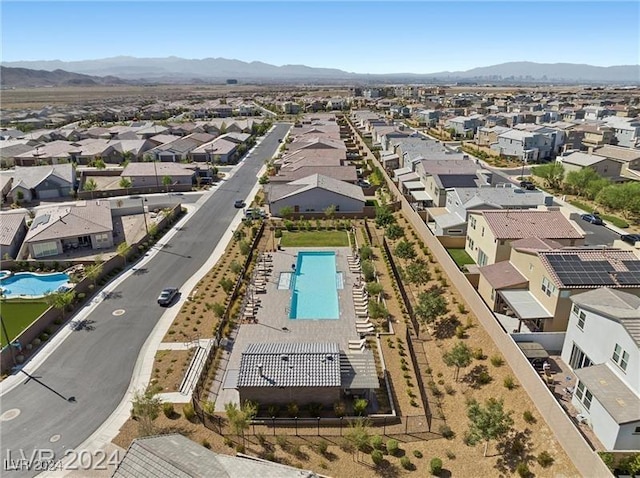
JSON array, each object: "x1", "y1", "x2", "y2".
[
  {"x1": 537, "y1": 451, "x2": 554, "y2": 468},
  {"x1": 490, "y1": 354, "x2": 504, "y2": 367},
  {"x1": 371, "y1": 449, "x2": 384, "y2": 466},
  {"x1": 235, "y1": 443, "x2": 245, "y2": 454},
  {"x1": 162, "y1": 402, "x2": 175, "y2": 418},
  {"x1": 182, "y1": 403, "x2": 196, "y2": 422},
  {"x1": 276, "y1": 435, "x2": 289, "y2": 449},
  {"x1": 201, "y1": 439, "x2": 211, "y2": 449},
  {"x1": 286, "y1": 402, "x2": 299, "y2": 417},
  {"x1": 371, "y1": 435, "x2": 383, "y2": 450},
  {"x1": 307, "y1": 402, "x2": 322, "y2": 417},
  {"x1": 386, "y1": 438, "x2": 399, "y2": 456},
  {"x1": 503, "y1": 376, "x2": 516, "y2": 390},
  {"x1": 523, "y1": 410, "x2": 536, "y2": 424},
  {"x1": 430, "y1": 457, "x2": 443, "y2": 475},
  {"x1": 267, "y1": 404, "x2": 280, "y2": 417},
  {"x1": 359, "y1": 245, "x2": 373, "y2": 260},
  {"x1": 400, "y1": 456, "x2": 412, "y2": 470},
  {"x1": 445, "y1": 450, "x2": 456, "y2": 459},
  {"x1": 333, "y1": 401, "x2": 346, "y2": 417},
  {"x1": 413, "y1": 450, "x2": 423, "y2": 458},
  {"x1": 472, "y1": 347, "x2": 485, "y2": 360},
  {"x1": 455, "y1": 325, "x2": 465, "y2": 339},
  {"x1": 316, "y1": 439, "x2": 328, "y2": 456},
  {"x1": 439, "y1": 424, "x2": 455, "y2": 439},
  {"x1": 516, "y1": 462, "x2": 531, "y2": 478}
]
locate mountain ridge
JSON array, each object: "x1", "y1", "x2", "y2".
[{"x1": 2, "y1": 58, "x2": 639, "y2": 84}]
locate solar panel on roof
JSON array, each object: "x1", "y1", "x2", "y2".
[
  {"x1": 615, "y1": 271, "x2": 640, "y2": 285},
  {"x1": 622, "y1": 261, "x2": 640, "y2": 272}
]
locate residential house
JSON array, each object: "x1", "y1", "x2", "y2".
[
  {"x1": 593, "y1": 145, "x2": 640, "y2": 181},
  {"x1": 0, "y1": 140, "x2": 36, "y2": 168},
  {"x1": 265, "y1": 173, "x2": 365, "y2": 216},
  {"x1": 477, "y1": 126, "x2": 510, "y2": 147},
  {"x1": 24, "y1": 200, "x2": 114, "y2": 258},
  {"x1": 559, "y1": 288, "x2": 640, "y2": 450},
  {"x1": 465, "y1": 209, "x2": 585, "y2": 266},
  {"x1": 579, "y1": 124, "x2": 616, "y2": 150},
  {"x1": 557, "y1": 151, "x2": 624, "y2": 180},
  {"x1": 146, "y1": 133, "x2": 214, "y2": 162},
  {"x1": 9, "y1": 163, "x2": 75, "y2": 202},
  {"x1": 121, "y1": 162, "x2": 195, "y2": 188},
  {"x1": 113, "y1": 434, "x2": 319, "y2": 478},
  {"x1": 478, "y1": 247, "x2": 640, "y2": 332},
  {"x1": 492, "y1": 129, "x2": 554, "y2": 162},
  {"x1": 445, "y1": 115, "x2": 484, "y2": 137},
  {"x1": 429, "y1": 186, "x2": 553, "y2": 236},
  {"x1": 0, "y1": 212, "x2": 27, "y2": 259},
  {"x1": 415, "y1": 109, "x2": 440, "y2": 127},
  {"x1": 603, "y1": 116, "x2": 640, "y2": 148}
]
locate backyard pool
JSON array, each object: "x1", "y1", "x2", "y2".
[
  {"x1": 289, "y1": 251, "x2": 340, "y2": 320},
  {"x1": 0, "y1": 272, "x2": 72, "y2": 299}
]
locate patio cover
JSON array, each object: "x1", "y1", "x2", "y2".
[
  {"x1": 411, "y1": 190, "x2": 433, "y2": 201},
  {"x1": 397, "y1": 172, "x2": 420, "y2": 183},
  {"x1": 516, "y1": 342, "x2": 549, "y2": 360},
  {"x1": 498, "y1": 290, "x2": 553, "y2": 320},
  {"x1": 393, "y1": 166, "x2": 411, "y2": 179},
  {"x1": 403, "y1": 180, "x2": 426, "y2": 190}
]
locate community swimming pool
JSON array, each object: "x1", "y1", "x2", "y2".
[
  {"x1": 0, "y1": 272, "x2": 72, "y2": 299},
  {"x1": 289, "y1": 251, "x2": 341, "y2": 320}
]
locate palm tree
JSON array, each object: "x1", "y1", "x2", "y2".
[
  {"x1": 83, "y1": 179, "x2": 98, "y2": 199},
  {"x1": 45, "y1": 290, "x2": 76, "y2": 320},
  {"x1": 162, "y1": 175, "x2": 172, "y2": 193},
  {"x1": 116, "y1": 242, "x2": 131, "y2": 266},
  {"x1": 119, "y1": 177, "x2": 132, "y2": 194}
]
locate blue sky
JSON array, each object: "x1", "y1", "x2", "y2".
[{"x1": 2, "y1": 1, "x2": 638, "y2": 73}]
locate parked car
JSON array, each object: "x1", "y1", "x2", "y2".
[
  {"x1": 234, "y1": 199, "x2": 246, "y2": 208},
  {"x1": 244, "y1": 208, "x2": 266, "y2": 220},
  {"x1": 157, "y1": 287, "x2": 179, "y2": 306},
  {"x1": 357, "y1": 180, "x2": 371, "y2": 188},
  {"x1": 581, "y1": 213, "x2": 604, "y2": 225},
  {"x1": 621, "y1": 234, "x2": 640, "y2": 245},
  {"x1": 519, "y1": 180, "x2": 536, "y2": 190}
]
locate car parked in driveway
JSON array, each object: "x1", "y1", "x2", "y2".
[
  {"x1": 581, "y1": 213, "x2": 604, "y2": 225},
  {"x1": 519, "y1": 180, "x2": 536, "y2": 190},
  {"x1": 621, "y1": 234, "x2": 640, "y2": 245},
  {"x1": 157, "y1": 287, "x2": 179, "y2": 306}
]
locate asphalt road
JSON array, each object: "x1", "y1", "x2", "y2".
[
  {"x1": 0, "y1": 123, "x2": 290, "y2": 477},
  {"x1": 570, "y1": 213, "x2": 621, "y2": 246}
]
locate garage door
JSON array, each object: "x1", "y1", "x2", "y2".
[{"x1": 38, "y1": 189, "x2": 62, "y2": 199}]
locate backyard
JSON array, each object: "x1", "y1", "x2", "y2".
[
  {"x1": 0, "y1": 300, "x2": 49, "y2": 347},
  {"x1": 446, "y1": 248, "x2": 475, "y2": 269}
]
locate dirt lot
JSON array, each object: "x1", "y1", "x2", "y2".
[{"x1": 149, "y1": 349, "x2": 194, "y2": 393}]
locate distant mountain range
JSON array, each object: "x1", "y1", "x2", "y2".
[
  {"x1": 2, "y1": 58, "x2": 639, "y2": 85},
  {"x1": 0, "y1": 66, "x2": 127, "y2": 88}
]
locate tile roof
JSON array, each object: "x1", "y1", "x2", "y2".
[
  {"x1": 113, "y1": 434, "x2": 318, "y2": 478},
  {"x1": 268, "y1": 173, "x2": 365, "y2": 203},
  {"x1": 271, "y1": 166, "x2": 357, "y2": 183},
  {"x1": 478, "y1": 261, "x2": 528, "y2": 289},
  {"x1": 122, "y1": 162, "x2": 195, "y2": 177},
  {"x1": 11, "y1": 164, "x2": 74, "y2": 190},
  {"x1": 0, "y1": 212, "x2": 26, "y2": 247},
  {"x1": 571, "y1": 288, "x2": 640, "y2": 346},
  {"x1": 561, "y1": 151, "x2": 608, "y2": 167},
  {"x1": 237, "y1": 342, "x2": 341, "y2": 388},
  {"x1": 24, "y1": 200, "x2": 112, "y2": 243},
  {"x1": 540, "y1": 249, "x2": 640, "y2": 288},
  {"x1": 574, "y1": 364, "x2": 640, "y2": 424},
  {"x1": 594, "y1": 145, "x2": 640, "y2": 163},
  {"x1": 511, "y1": 237, "x2": 564, "y2": 252},
  {"x1": 477, "y1": 210, "x2": 584, "y2": 240}
]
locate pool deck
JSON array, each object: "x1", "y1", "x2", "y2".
[{"x1": 213, "y1": 246, "x2": 365, "y2": 411}]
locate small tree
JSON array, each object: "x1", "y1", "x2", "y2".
[
  {"x1": 119, "y1": 177, "x2": 132, "y2": 193},
  {"x1": 162, "y1": 175, "x2": 172, "y2": 193},
  {"x1": 116, "y1": 241, "x2": 131, "y2": 266},
  {"x1": 225, "y1": 401, "x2": 257, "y2": 442},
  {"x1": 361, "y1": 260, "x2": 375, "y2": 282},
  {"x1": 374, "y1": 205, "x2": 395, "y2": 227},
  {"x1": 279, "y1": 205, "x2": 294, "y2": 220},
  {"x1": 45, "y1": 290, "x2": 76, "y2": 320},
  {"x1": 394, "y1": 239, "x2": 416, "y2": 261},
  {"x1": 324, "y1": 204, "x2": 336, "y2": 220},
  {"x1": 404, "y1": 259, "x2": 430, "y2": 286},
  {"x1": 466, "y1": 398, "x2": 514, "y2": 456},
  {"x1": 131, "y1": 389, "x2": 162, "y2": 436},
  {"x1": 531, "y1": 162, "x2": 565, "y2": 190},
  {"x1": 415, "y1": 290, "x2": 447, "y2": 326},
  {"x1": 345, "y1": 417, "x2": 371, "y2": 460},
  {"x1": 85, "y1": 262, "x2": 103, "y2": 288},
  {"x1": 443, "y1": 341, "x2": 472, "y2": 381},
  {"x1": 83, "y1": 179, "x2": 98, "y2": 192},
  {"x1": 353, "y1": 398, "x2": 368, "y2": 416},
  {"x1": 385, "y1": 223, "x2": 404, "y2": 240}
]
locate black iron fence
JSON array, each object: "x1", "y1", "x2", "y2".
[
  {"x1": 192, "y1": 220, "x2": 266, "y2": 408},
  {"x1": 381, "y1": 237, "x2": 417, "y2": 330}
]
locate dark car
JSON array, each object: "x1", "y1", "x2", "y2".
[
  {"x1": 157, "y1": 287, "x2": 179, "y2": 306},
  {"x1": 621, "y1": 234, "x2": 640, "y2": 245},
  {"x1": 519, "y1": 180, "x2": 536, "y2": 190},
  {"x1": 581, "y1": 213, "x2": 604, "y2": 225},
  {"x1": 234, "y1": 199, "x2": 246, "y2": 208}
]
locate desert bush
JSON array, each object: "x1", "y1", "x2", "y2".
[
  {"x1": 316, "y1": 439, "x2": 328, "y2": 456},
  {"x1": 162, "y1": 402, "x2": 175, "y2": 418},
  {"x1": 333, "y1": 401, "x2": 346, "y2": 417},
  {"x1": 400, "y1": 456, "x2": 412, "y2": 470},
  {"x1": 472, "y1": 347, "x2": 485, "y2": 360},
  {"x1": 455, "y1": 325, "x2": 465, "y2": 339},
  {"x1": 182, "y1": 403, "x2": 196, "y2": 422},
  {"x1": 504, "y1": 376, "x2": 516, "y2": 390},
  {"x1": 490, "y1": 354, "x2": 504, "y2": 367},
  {"x1": 386, "y1": 438, "x2": 399, "y2": 456},
  {"x1": 523, "y1": 410, "x2": 536, "y2": 424},
  {"x1": 371, "y1": 435, "x2": 383, "y2": 450},
  {"x1": 439, "y1": 424, "x2": 455, "y2": 439},
  {"x1": 445, "y1": 450, "x2": 456, "y2": 459},
  {"x1": 286, "y1": 402, "x2": 299, "y2": 417},
  {"x1": 537, "y1": 451, "x2": 554, "y2": 468},
  {"x1": 413, "y1": 450, "x2": 423, "y2": 458},
  {"x1": 371, "y1": 449, "x2": 384, "y2": 466},
  {"x1": 516, "y1": 462, "x2": 531, "y2": 478},
  {"x1": 430, "y1": 457, "x2": 443, "y2": 475}
]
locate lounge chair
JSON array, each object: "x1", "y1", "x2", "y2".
[
  {"x1": 355, "y1": 319, "x2": 372, "y2": 325},
  {"x1": 356, "y1": 326, "x2": 375, "y2": 334}
]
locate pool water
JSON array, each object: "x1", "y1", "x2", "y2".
[
  {"x1": 290, "y1": 251, "x2": 339, "y2": 320},
  {"x1": 0, "y1": 272, "x2": 71, "y2": 298}
]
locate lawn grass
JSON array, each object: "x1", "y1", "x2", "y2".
[
  {"x1": 280, "y1": 230, "x2": 349, "y2": 247},
  {"x1": 0, "y1": 300, "x2": 49, "y2": 347},
  {"x1": 447, "y1": 248, "x2": 475, "y2": 269},
  {"x1": 569, "y1": 200, "x2": 629, "y2": 228}
]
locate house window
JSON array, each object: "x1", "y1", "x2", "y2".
[
  {"x1": 612, "y1": 344, "x2": 629, "y2": 371},
  {"x1": 478, "y1": 249, "x2": 488, "y2": 267},
  {"x1": 481, "y1": 227, "x2": 485, "y2": 237},
  {"x1": 575, "y1": 381, "x2": 593, "y2": 411},
  {"x1": 541, "y1": 277, "x2": 556, "y2": 297},
  {"x1": 467, "y1": 237, "x2": 475, "y2": 250},
  {"x1": 32, "y1": 241, "x2": 58, "y2": 258},
  {"x1": 95, "y1": 233, "x2": 110, "y2": 244},
  {"x1": 573, "y1": 305, "x2": 586, "y2": 330},
  {"x1": 569, "y1": 343, "x2": 592, "y2": 369},
  {"x1": 470, "y1": 216, "x2": 476, "y2": 229}
]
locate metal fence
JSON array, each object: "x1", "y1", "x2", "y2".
[{"x1": 192, "y1": 220, "x2": 266, "y2": 409}]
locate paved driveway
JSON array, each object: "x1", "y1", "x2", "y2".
[
  {"x1": 570, "y1": 213, "x2": 620, "y2": 246},
  {"x1": 0, "y1": 123, "x2": 290, "y2": 478}
]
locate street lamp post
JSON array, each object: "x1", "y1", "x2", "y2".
[{"x1": 141, "y1": 198, "x2": 149, "y2": 235}]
